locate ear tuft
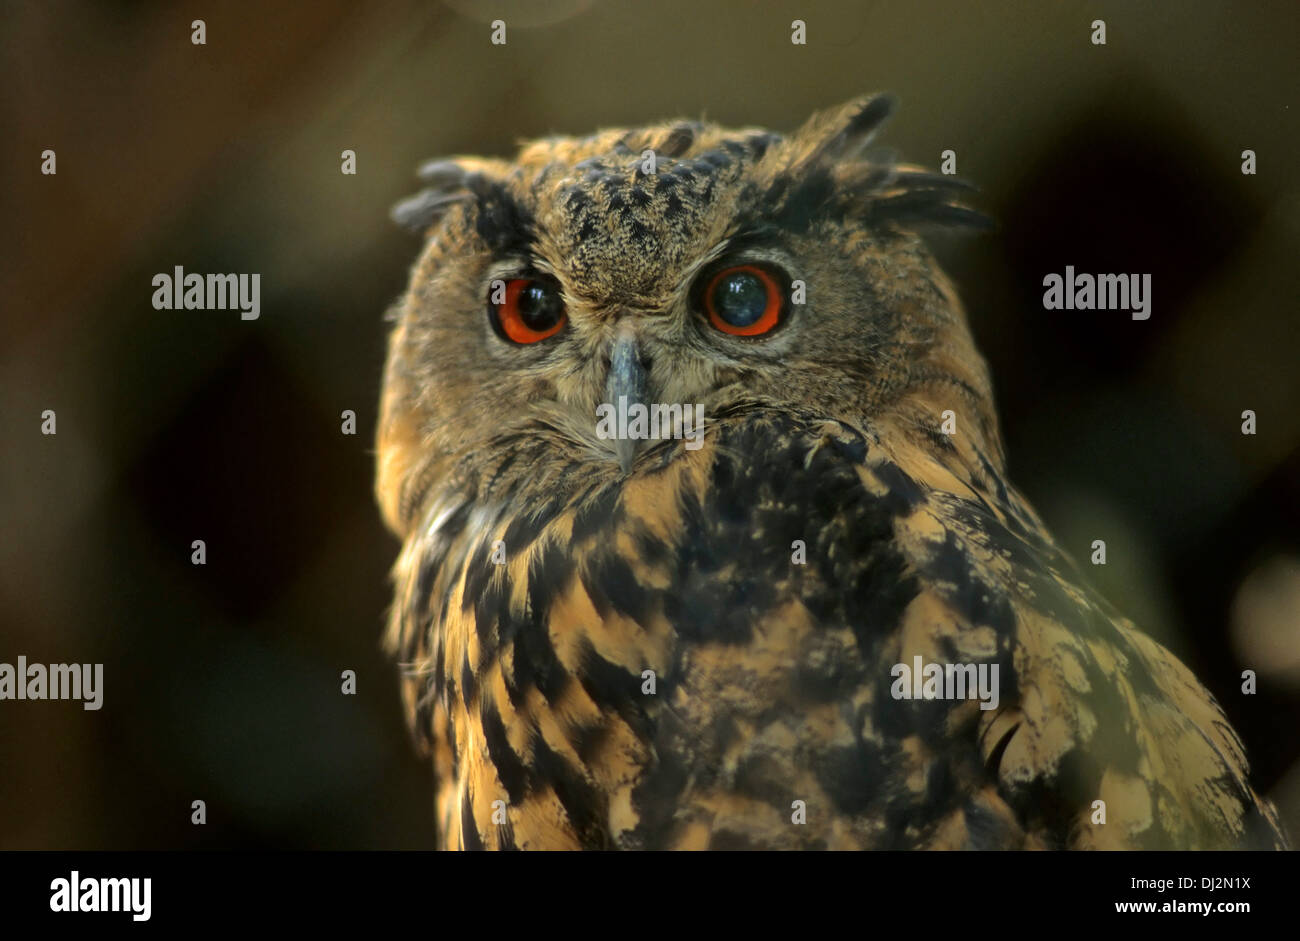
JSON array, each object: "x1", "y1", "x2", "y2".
[
  {"x1": 390, "y1": 190, "x2": 472, "y2": 233},
  {"x1": 792, "y1": 93, "x2": 897, "y2": 167},
  {"x1": 775, "y1": 94, "x2": 993, "y2": 233},
  {"x1": 390, "y1": 158, "x2": 487, "y2": 234}
]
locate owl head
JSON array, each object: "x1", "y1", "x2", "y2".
[{"x1": 377, "y1": 94, "x2": 1000, "y2": 537}]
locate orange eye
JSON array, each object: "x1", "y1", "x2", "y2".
[
  {"x1": 490, "y1": 278, "x2": 566, "y2": 344},
  {"x1": 704, "y1": 265, "x2": 785, "y2": 336}
]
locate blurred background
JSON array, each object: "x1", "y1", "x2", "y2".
[{"x1": 1, "y1": 0, "x2": 1297, "y2": 849}]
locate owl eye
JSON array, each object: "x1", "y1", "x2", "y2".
[
  {"x1": 490, "y1": 278, "x2": 566, "y2": 344},
  {"x1": 703, "y1": 264, "x2": 785, "y2": 337}
]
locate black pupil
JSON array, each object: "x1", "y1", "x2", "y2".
[
  {"x1": 517, "y1": 282, "x2": 563, "y2": 330},
  {"x1": 713, "y1": 272, "x2": 768, "y2": 327}
]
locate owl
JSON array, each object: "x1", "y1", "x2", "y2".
[{"x1": 375, "y1": 94, "x2": 1287, "y2": 850}]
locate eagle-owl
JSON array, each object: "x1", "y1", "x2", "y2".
[{"x1": 375, "y1": 94, "x2": 1286, "y2": 850}]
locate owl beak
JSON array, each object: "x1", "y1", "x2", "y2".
[{"x1": 604, "y1": 329, "x2": 649, "y2": 474}]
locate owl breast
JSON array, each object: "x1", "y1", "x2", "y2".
[
  {"x1": 395, "y1": 403, "x2": 1285, "y2": 850},
  {"x1": 403, "y1": 411, "x2": 1032, "y2": 849}
]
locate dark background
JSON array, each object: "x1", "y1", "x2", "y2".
[{"x1": 2, "y1": 0, "x2": 1297, "y2": 849}]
